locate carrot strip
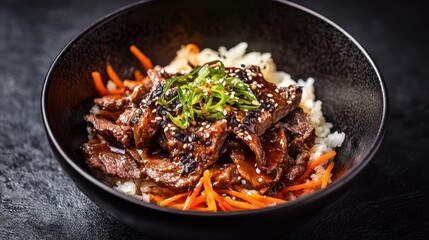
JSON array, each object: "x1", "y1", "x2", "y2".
[
  {"x1": 309, "y1": 151, "x2": 337, "y2": 169},
  {"x1": 91, "y1": 71, "x2": 109, "y2": 96},
  {"x1": 130, "y1": 45, "x2": 153, "y2": 70},
  {"x1": 282, "y1": 179, "x2": 322, "y2": 192},
  {"x1": 297, "y1": 150, "x2": 337, "y2": 183},
  {"x1": 106, "y1": 64, "x2": 124, "y2": 88},
  {"x1": 134, "y1": 69, "x2": 143, "y2": 81},
  {"x1": 321, "y1": 162, "x2": 335, "y2": 189},
  {"x1": 233, "y1": 185, "x2": 286, "y2": 204},
  {"x1": 149, "y1": 194, "x2": 164, "y2": 203},
  {"x1": 202, "y1": 170, "x2": 217, "y2": 212},
  {"x1": 218, "y1": 189, "x2": 266, "y2": 208},
  {"x1": 183, "y1": 178, "x2": 203, "y2": 210},
  {"x1": 222, "y1": 197, "x2": 257, "y2": 210},
  {"x1": 159, "y1": 192, "x2": 191, "y2": 207},
  {"x1": 184, "y1": 43, "x2": 200, "y2": 53}
]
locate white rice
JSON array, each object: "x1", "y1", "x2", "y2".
[{"x1": 114, "y1": 42, "x2": 345, "y2": 197}]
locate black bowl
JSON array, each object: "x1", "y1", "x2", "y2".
[{"x1": 41, "y1": 0, "x2": 388, "y2": 239}]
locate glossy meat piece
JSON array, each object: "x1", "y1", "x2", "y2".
[
  {"x1": 82, "y1": 142, "x2": 141, "y2": 179},
  {"x1": 229, "y1": 127, "x2": 288, "y2": 194},
  {"x1": 85, "y1": 114, "x2": 132, "y2": 147},
  {"x1": 94, "y1": 95, "x2": 128, "y2": 112},
  {"x1": 133, "y1": 104, "x2": 162, "y2": 148},
  {"x1": 227, "y1": 66, "x2": 302, "y2": 168},
  {"x1": 210, "y1": 164, "x2": 241, "y2": 188},
  {"x1": 283, "y1": 138, "x2": 310, "y2": 183},
  {"x1": 280, "y1": 108, "x2": 316, "y2": 149},
  {"x1": 142, "y1": 119, "x2": 229, "y2": 191}
]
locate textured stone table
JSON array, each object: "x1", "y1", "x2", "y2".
[{"x1": 1, "y1": 0, "x2": 428, "y2": 239}]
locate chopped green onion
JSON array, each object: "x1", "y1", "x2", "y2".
[{"x1": 159, "y1": 61, "x2": 260, "y2": 129}]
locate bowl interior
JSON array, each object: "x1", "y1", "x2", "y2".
[{"x1": 43, "y1": 0, "x2": 386, "y2": 205}]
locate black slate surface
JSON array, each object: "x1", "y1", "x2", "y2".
[{"x1": 1, "y1": 0, "x2": 428, "y2": 239}]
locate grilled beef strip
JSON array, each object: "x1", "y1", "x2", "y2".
[
  {"x1": 84, "y1": 114, "x2": 132, "y2": 148},
  {"x1": 82, "y1": 142, "x2": 142, "y2": 179},
  {"x1": 226, "y1": 66, "x2": 302, "y2": 170},
  {"x1": 229, "y1": 126, "x2": 289, "y2": 194},
  {"x1": 141, "y1": 119, "x2": 229, "y2": 191}
]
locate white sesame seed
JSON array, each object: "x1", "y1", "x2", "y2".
[
  {"x1": 155, "y1": 117, "x2": 162, "y2": 121},
  {"x1": 275, "y1": 88, "x2": 280, "y2": 93},
  {"x1": 151, "y1": 109, "x2": 157, "y2": 113},
  {"x1": 258, "y1": 177, "x2": 263, "y2": 182},
  {"x1": 183, "y1": 143, "x2": 188, "y2": 149},
  {"x1": 256, "y1": 168, "x2": 261, "y2": 174},
  {"x1": 164, "y1": 127, "x2": 169, "y2": 132},
  {"x1": 267, "y1": 93, "x2": 273, "y2": 98},
  {"x1": 258, "y1": 117, "x2": 262, "y2": 123}
]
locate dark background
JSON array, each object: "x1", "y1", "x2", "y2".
[{"x1": 1, "y1": 0, "x2": 428, "y2": 239}]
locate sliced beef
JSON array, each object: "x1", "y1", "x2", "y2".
[
  {"x1": 133, "y1": 104, "x2": 162, "y2": 148},
  {"x1": 85, "y1": 115, "x2": 132, "y2": 147},
  {"x1": 142, "y1": 119, "x2": 229, "y2": 191},
  {"x1": 94, "y1": 95, "x2": 128, "y2": 112},
  {"x1": 82, "y1": 142, "x2": 141, "y2": 179},
  {"x1": 226, "y1": 66, "x2": 302, "y2": 168},
  {"x1": 210, "y1": 164, "x2": 241, "y2": 188},
  {"x1": 228, "y1": 127, "x2": 288, "y2": 194},
  {"x1": 282, "y1": 138, "x2": 310, "y2": 183},
  {"x1": 141, "y1": 152, "x2": 201, "y2": 191},
  {"x1": 280, "y1": 108, "x2": 316, "y2": 149}
]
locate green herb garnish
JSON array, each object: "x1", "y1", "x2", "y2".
[{"x1": 159, "y1": 61, "x2": 260, "y2": 129}]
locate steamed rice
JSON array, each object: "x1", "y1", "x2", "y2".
[{"x1": 111, "y1": 42, "x2": 345, "y2": 199}]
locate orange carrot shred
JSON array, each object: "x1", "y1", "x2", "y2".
[
  {"x1": 297, "y1": 150, "x2": 337, "y2": 183},
  {"x1": 282, "y1": 179, "x2": 322, "y2": 192},
  {"x1": 184, "y1": 43, "x2": 200, "y2": 53},
  {"x1": 159, "y1": 192, "x2": 191, "y2": 207},
  {"x1": 321, "y1": 162, "x2": 335, "y2": 189},
  {"x1": 106, "y1": 64, "x2": 124, "y2": 88},
  {"x1": 91, "y1": 71, "x2": 109, "y2": 96},
  {"x1": 183, "y1": 178, "x2": 203, "y2": 210},
  {"x1": 233, "y1": 185, "x2": 286, "y2": 205},
  {"x1": 149, "y1": 194, "x2": 164, "y2": 203},
  {"x1": 130, "y1": 45, "x2": 153, "y2": 70},
  {"x1": 134, "y1": 69, "x2": 143, "y2": 81},
  {"x1": 218, "y1": 189, "x2": 266, "y2": 208},
  {"x1": 202, "y1": 170, "x2": 217, "y2": 212}
]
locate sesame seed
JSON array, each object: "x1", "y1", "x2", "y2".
[
  {"x1": 258, "y1": 177, "x2": 263, "y2": 182},
  {"x1": 267, "y1": 93, "x2": 273, "y2": 98},
  {"x1": 155, "y1": 117, "x2": 162, "y2": 120},
  {"x1": 164, "y1": 127, "x2": 169, "y2": 132},
  {"x1": 256, "y1": 168, "x2": 261, "y2": 174},
  {"x1": 151, "y1": 109, "x2": 157, "y2": 113},
  {"x1": 258, "y1": 117, "x2": 262, "y2": 123},
  {"x1": 275, "y1": 88, "x2": 280, "y2": 93},
  {"x1": 183, "y1": 143, "x2": 188, "y2": 149}
]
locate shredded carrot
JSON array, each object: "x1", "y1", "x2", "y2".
[
  {"x1": 149, "y1": 194, "x2": 164, "y2": 203},
  {"x1": 233, "y1": 185, "x2": 286, "y2": 205},
  {"x1": 297, "y1": 150, "x2": 337, "y2": 183},
  {"x1": 183, "y1": 178, "x2": 203, "y2": 210},
  {"x1": 321, "y1": 162, "x2": 335, "y2": 189},
  {"x1": 222, "y1": 197, "x2": 258, "y2": 210},
  {"x1": 218, "y1": 189, "x2": 266, "y2": 208},
  {"x1": 134, "y1": 69, "x2": 143, "y2": 81},
  {"x1": 202, "y1": 170, "x2": 217, "y2": 212},
  {"x1": 309, "y1": 151, "x2": 337, "y2": 169},
  {"x1": 282, "y1": 179, "x2": 322, "y2": 192},
  {"x1": 106, "y1": 64, "x2": 124, "y2": 88},
  {"x1": 184, "y1": 43, "x2": 200, "y2": 53},
  {"x1": 130, "y1": 45, "x2": 153, "y2": 70},
  {"x1": 159, "y1": 192, "x2": 191, "y2": 207},
  {"x1": 91, "y1": 71, "x2": 109, "y2": 96}
]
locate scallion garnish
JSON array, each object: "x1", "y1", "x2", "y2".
[{"x1": 159, "y1": 61, "x2": 260, "y2": 129}]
